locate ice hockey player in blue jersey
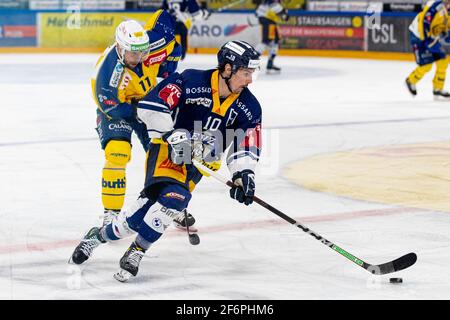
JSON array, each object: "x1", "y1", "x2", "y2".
[
  {"x1": 162, "y1": 0, "x2": 211, "y2": 60},
  {"x1": 70, "y1": 40, "x2": 263, "y2": 282},
  {"x1": 254, "y1": 0, "x2": 289, "y2": 73}
]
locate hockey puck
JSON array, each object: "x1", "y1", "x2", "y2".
[
  {"x1": 189, "y1": 233, "x2": 200, "y2": 245},
  {"x1": 389, "y1": 277, "x2": 403, "y2": 284}
]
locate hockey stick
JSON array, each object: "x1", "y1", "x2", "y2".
[
  {"x1": 246, "y1": 14, "x2": 259, "y2": 27},
  {"x1": 214, "y1": 0, "x2": 246, "y2": 12},
  {"x1": 192, "y1": 159, "x2": 417, "y2": 275}
]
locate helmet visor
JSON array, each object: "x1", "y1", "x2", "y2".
[{"x1": 124, "y1": 42, "x2": 150, "y2": 66}]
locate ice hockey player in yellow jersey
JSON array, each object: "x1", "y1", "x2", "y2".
[
  {"x1": 406, "y1": 0, "x2": 450, "y2": 99},
  {"x1": 91, "y1": 10, "x2": 183, "y2": 226},
  {"x1": 254, "y1": 0, "x2": 289, "y2": 73}
]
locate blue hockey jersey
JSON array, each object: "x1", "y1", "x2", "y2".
[{"x1": 137, "y1": 68, "x2": 262, "y2": 174}]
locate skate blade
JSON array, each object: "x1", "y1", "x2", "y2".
[
  {"x1": 266, "y1": 69, "x2": 281, "y2": 74},
  {"x1": 114, "y1": 269, "x2": 133, "y2": 282},
  {"x1": 433, "y1": 96, "x2": 450, "y2": 101}
]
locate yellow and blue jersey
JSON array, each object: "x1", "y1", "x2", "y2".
[
  {"x1": 91, "y1": 9, "x2": 182, "y2": 120},
  {"x1": 256, "y1": 0, "x2": 286, "y2": 23},
  {"x1": 409, "y1": 0, "x2": 449, "y2": 47},
  {"x1": 162, "y1": 0, "x2": 203, "y2": 27}
]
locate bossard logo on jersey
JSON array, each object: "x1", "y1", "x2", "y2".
[
  {"x1": 186, "y1": 97, "x2": 212, "y2": 108},
  {"x1": 109, "y1": 62, "x2": 124, "y2": 88},
  {"x1": 236, "y1": 99, "x2": 253, "y2": 121},
  {"x1": 190, "y1": 24, "x2": 248, "y2": 37},
  {"x1": 186, "y1": 87, "x2": 211, "y2": 94}
]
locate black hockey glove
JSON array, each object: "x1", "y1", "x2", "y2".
[
  {"x1": 281, "y1": 9, "x2": 289, "y2": 21},
  {"x1": 230, "y1": 170, "x2": 255, "y2": 206},
  {"x1": 162, "y1": 129, "x2": 192, "y2": 165},
  {"x1": 202, "y1": 9, "x2": 211, "y2": 20}
]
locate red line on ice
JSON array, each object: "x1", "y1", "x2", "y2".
[{"x1": 0, "y1": 206, "x2": 423, "y2": 255}]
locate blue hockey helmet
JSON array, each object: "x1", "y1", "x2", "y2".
[{"x1": 217, "y1": 40, "x2": 261, "y2": 73}]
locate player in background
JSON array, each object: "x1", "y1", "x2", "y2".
[
  {"x1": 70, "y1": 40, "x2": 263, "y2": 282},
  {"x1": 405, "y1": 0, "x2": 450, "y2": 99},
  {"x1": 254, "y1": 0, "x2": 289, "y2": 73},
  {"x1": 162, "y1": 0, "x2": 211, "y2": 60},
  {"x1": 92, "y1": 10, "x2": 194, "y2": 229}
]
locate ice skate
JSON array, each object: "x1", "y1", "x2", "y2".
[
  {"x1": 69, "y1": 227, "x2": 106, "y2": 265},
  {"x1": 113, "y1": 241, "x2": 146, "y2": 282},
  {"x1": 405, "y1": 78, "x2": 417, "y2": 96},
  {"x1": 433, "y1": 89, "x2": 450, "y2": 100},
  {"x1": 266, "y1": 60, "x2": 281, "y2": 74},
  {"x1": 101, "y1": 209, "x2": 120, "y2": 226}
]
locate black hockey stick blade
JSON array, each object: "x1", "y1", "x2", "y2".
[{"x1": 366, "y1": 252, "x2": 417, "y2": 275}]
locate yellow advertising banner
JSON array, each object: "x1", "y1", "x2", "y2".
[
  {"x1": 207, "y1": 0, "x2": 305, "y2": 10},
  {"x1": 39, "y1": 12, "x2": 154, "y2": 48}
]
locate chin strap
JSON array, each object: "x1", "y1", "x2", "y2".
[
  {"x1": 220, "y1": 71, "x2": 234, "y2": 93},
  {"x1": 115, "y1": 45, "x2": 126, "y2": 65}
]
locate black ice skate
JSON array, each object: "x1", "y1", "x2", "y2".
[
  {"x1": 173, "y1": 210, "x2": 197, "y2": 232},
  {"x1": 69, "y1": 227, "x2": 106, "y2": 265},
  {"x1": 433, "y1": 89, "x2": 450, "y2": 100},
  {"x1": 405, "y1": 79, "x2": 417, "y2": 96},
  {"x1": 113, "y1": 241, "x2": 146, "y2": 282},
  {"x1": 266, "y1": 60, "x2": 281, "y2": 74}
]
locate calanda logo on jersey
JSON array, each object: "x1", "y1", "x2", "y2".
[
  {"x1": 108, "y1": 122, "x2": 132, "y2": 131},
  {"x1": 190, "y1": 24, "x2": 248, "y2": 37}
]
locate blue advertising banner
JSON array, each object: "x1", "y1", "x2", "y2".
[{"x1": 0, "y1": 12, "x2": 37, "y2": 47}]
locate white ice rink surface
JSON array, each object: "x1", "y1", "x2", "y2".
[{"x1": 1, "y1": 53, "x2": 450, "y2": 300}]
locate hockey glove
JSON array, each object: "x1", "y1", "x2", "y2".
[
  {"x1": 230, "y1": 170, "x2": 255, "y2": 206},
  {"x1": 281, "y1": 9, "x2": 289, "y2": 22},
  {"x1": 202, "y1": 9, "x2": 211, "y2": 20},
  {"x1": 162, "y1": 129, "x2": 192, "y2": 165}
]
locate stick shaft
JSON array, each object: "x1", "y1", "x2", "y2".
[
  {"x1": 215, "y1": 0, "x2": 246, "y2": 12},
  {"x1": 193, "y1": 160, "x2": 366, "y2": 268}
]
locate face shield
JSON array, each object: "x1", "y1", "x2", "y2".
[
  {"x1": 246, "y1": 58, "x2": 262, "y2": 81},
  {"x1": 122, "y1": 42, "x2": 150, "y2": 68}
]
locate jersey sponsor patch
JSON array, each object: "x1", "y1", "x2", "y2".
[
  {"x1": 240, "y1": 123, "x2": 262, "y2": 149},
  {"x1": 98, "y1": 94, "x2": 118, "y2": 107},
  {"x1": 158, "y1": 83, "x2": 182, "y2": 109},
  {"x1": 164, "y1": 192, "x2": 186, "y2": 201},
  {"x1": 109, "y1": 62, "x2": 124, "y2": 88},
  {"x1": 144, "y1": 50, "x2": 167, "y2": 66},
  {"x1": 149, "y1": 38, "x2": 166, "y2": 50},
  {"x1": 119, "y1": 70, "x2": 132, "y2": 90},
  {"x1": 158, "y1": 158, "x2": 185, "y2": 174},
  {"x1": 185, "y1": 97, "x2": 212, "y2": 108}
]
